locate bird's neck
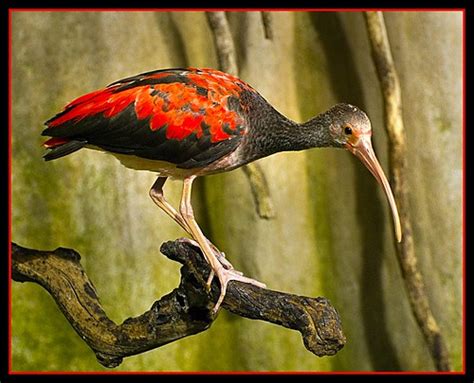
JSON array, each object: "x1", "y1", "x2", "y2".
[
  {"x1": 244, "y1": 105, "x2": 333, "y2": 161},
  {"x1": 295, "y1": 114, "x2": 334, "y2": 150}
]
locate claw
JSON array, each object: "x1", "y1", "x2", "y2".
[
  {"x1": 206, "y1": 270, "x2": 214, "y2": 289},
  {"x1": 179, "y1": 237, "x2": 266, "y2": 313}
]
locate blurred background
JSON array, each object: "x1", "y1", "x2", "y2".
[{"x1": 11, "y1": 10, "x2": 463, "y2": 371}]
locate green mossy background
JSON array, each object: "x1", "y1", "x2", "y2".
[{"x1": 11, "y1": 11, "x2": 462, "y2": 371}]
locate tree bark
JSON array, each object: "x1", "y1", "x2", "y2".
[
  {"x1": 12, "y1": 240, "x2": 346, "y2": 368},
  {"x1": 365, "y1": 11, "x2": 451, "y2": 371}
]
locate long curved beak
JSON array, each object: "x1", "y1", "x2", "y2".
[{"x1": 347, "y1": 136, "x2": 402, "y2": 242}]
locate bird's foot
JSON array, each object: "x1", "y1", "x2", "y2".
[
  {"x1": 176, "y1": 238, "x2": 265, "y2": 314},
  {"x1": 210, "y1": 267, "x2": 267, "y2": 314},
  {"x1": 177, "y1": 237, "x2": 235, "y2": 270}
]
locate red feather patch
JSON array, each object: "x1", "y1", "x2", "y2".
[
  {"x1": 46, "y1": 68, "x2": 252, "y2": 144},
  {"x1": 43, "y1": 137, "x2": 69, "y2": 148}
]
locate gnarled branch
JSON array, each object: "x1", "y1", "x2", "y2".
[{"x1": 12, "y1": 240, "x2": 345, "y2": 368}]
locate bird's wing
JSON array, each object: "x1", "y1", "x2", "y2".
[{"x1": 42, "y1": 68, "x2": 254, "y2": 168}]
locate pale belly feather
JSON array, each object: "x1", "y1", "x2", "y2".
[{"x1": 85, "y1": 144, "x2": 245, "y2": 179}]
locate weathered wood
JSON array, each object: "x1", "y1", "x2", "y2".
[{"x1": 12, "y1": 240, "x2": 346, "y2": 368}]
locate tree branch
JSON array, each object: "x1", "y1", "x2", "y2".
[
  {"x1": 12, "y1": 240, "x2": 345, "y2": 368},
  {"x1": 206, "y1": 11, "x2": 238, "y2": 75},
  {"x1": 364, "y1": 11, "x2": 451, "y2": 371},
  {"x1": 206, "y1": 11, "x2": 276, "y2": 219},
  {"x1": 261, "y1": 12, "x2": 274, "y2": 40}
]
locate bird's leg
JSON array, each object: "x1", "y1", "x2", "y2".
[
  {"x1": 149, "y1": 177, "x2": 233, "y2": 270},
  {"x1": 150, "y1": 177, "x2": 189, "y2": 231},
  {"x1": 180, "y1": 176, "x2": 266, "y2": 314},
  {"x1": 176, "y1": 238, "x2": 237, "y2": 273}
]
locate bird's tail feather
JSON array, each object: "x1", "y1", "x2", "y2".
[{"x1": 43, "y1": 140, "x2": 87, "y2": 161}]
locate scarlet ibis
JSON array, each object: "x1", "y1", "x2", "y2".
[{"x1": 42, "y1": 67, "x2": 402, "y2": 313}]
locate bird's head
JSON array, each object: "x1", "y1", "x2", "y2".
[
  {"x1": 326, "y1": 103, "x2": 402, "y2": 242},
  {"x1": 327, "y1": 103, "x2": 372, "y2": 148}
]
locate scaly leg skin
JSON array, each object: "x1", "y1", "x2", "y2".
[
  {"x1": 149, "y1": 177, "x2": 234, "y2": 270},
  {"x1": 177, "y1": 238, "x2": 237, "y2": 272},
  {"x1": 180, "y1": 176, "x2": 266, "y2": 314}
]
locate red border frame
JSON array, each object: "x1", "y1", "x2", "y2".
[{"x1": 7, "y1": 7, "x2": 466, "y2": 375}]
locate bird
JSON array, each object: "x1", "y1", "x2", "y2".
[{"x1": 42, "y1": 67, "x2": 402, "y2": 313}]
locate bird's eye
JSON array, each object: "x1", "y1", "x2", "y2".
[{"x1": 344, "y1": 126, "x2": 353, "y2": 135}]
